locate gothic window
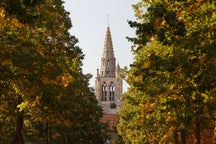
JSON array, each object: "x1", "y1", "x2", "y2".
[
  {"x1": 107, "y1": 60, "x2": 109, "y2": 67},
  {"x1": 102, "y1": 84, "x2": 107, "y2": 101},
  {"x1": 109, "y1": 82, "x2": 115, "y2": 101}
]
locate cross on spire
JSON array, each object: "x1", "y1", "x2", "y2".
[{"x1": 107, "y1": 14, "x2": 109, "y2": 27}]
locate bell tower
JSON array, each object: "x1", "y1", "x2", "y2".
[{"x1": 95, "y1": 27, "x2": 122, "y2": 115}]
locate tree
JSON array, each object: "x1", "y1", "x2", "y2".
[
  {"x1": 0, "y1": 0, "x2": 106, "y2": 143},
  {"x1": 118, "y1": 0, "x2": 216, "y2": 143},
  {"x1": 118, "y1": 41, "x2": 175, "y2": 143}
]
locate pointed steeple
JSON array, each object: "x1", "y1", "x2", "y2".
[
  {"x1": 116, "y1": 63, "x2": 120, "y2": 78},
  {"x1": 100, "y1": 27, "x2": 116, "y2": 77}
]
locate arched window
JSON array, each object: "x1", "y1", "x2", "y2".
[
  {"x1": 107, "y1": 60, "x2": 110, "y2": 67},
  {"x1": 101, "y1": 84, "x2": 107, "y2": 101},
  {"x1": 109, "y1": 82, "x2": 115, "y2": 101}
]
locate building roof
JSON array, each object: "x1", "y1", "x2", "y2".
[{"x1": 100, "y1": 114, "x2": 118, "y2": 130}]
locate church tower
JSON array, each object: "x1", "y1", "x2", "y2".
[
  {"x1": 95, "y1": 27, "x2": 122, "y2": 143},
  {"x1": 95, "y1": 27, "x2": 122, "y2": 115}
]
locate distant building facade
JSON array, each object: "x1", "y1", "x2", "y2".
[{"x1": 95, "y1": 27, "x2": 122, "y2": 143}]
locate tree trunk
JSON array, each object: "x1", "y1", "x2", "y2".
[
  {"x1": 181, "y1": 129, "x2": 186, "y2": 144},
  {"x1": 174, "y1": 130, "x2": 179, "y2": 144},
  {"x1": 195, "y1": 118, "x2": 201, "y2": 144},
  {"x1": 14, "y1": 111, "x2": 24, "y2": 144}
]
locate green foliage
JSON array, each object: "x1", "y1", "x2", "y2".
[
  {"x1": 0, "y1": 0, "x2": 106, "y2": 143},
  {"x1": 118, "y1": 0, "x2": 216, "y2": 143}
]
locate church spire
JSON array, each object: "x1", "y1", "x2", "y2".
[{"x1": 100, "y1": 27, "x2": 116, "y2": 77}]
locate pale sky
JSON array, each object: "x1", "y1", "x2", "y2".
[{"x1": 64, "y1": 0, "x2": 139, "y2": 91}]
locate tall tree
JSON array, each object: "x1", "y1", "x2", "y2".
[
  {"x1": 118, "y1": 0, "x2": 216, "y2": 143},
  {"x1": 0, "y1": 0, "x2": 105, "y2": 143}
]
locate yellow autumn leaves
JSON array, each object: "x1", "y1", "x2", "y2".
[
  {"x1": 0, "y1": 9, "x2": 5, "y2": 29},
  {"x1": 40, "y1": 72, "x2": 73, "y2": 88},
  {"x1": 0, "y1": 8, "x2": 24, "y2": 30}
]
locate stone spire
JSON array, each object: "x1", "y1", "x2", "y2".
[
  {"x1": 116, "y1": 63, "x2": 120, "y2": 78},
  {"x1": 100, "y1": 27, "x2": 116, "y2": 77}
]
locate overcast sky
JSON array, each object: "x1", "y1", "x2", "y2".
[{"x1": 64, "y1": 0, "x2": 139, "y2": 91}]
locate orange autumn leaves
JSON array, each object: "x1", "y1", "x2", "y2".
[{"x1": 40, "y1": 72, "x2": 73, "y2": 88}]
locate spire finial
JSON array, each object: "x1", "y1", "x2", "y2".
[{"x1": 107, "y1": 14, "x2": 109, "y2": 27}]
